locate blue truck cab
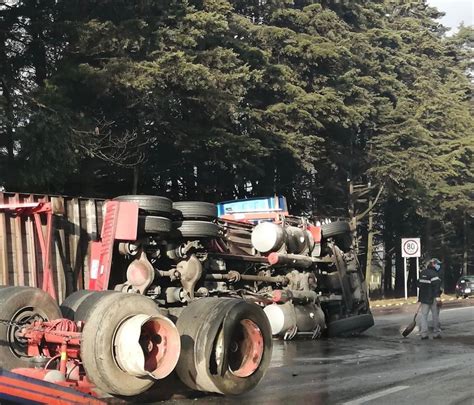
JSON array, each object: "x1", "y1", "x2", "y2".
[{"x1": 217, "y1": 196, "x2": 289, "y2": 223}]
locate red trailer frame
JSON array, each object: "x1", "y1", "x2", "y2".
[{"x1": 0, "y1": 201, "x2": 56, "y2": 299}]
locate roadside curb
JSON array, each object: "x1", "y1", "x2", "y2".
[{"x1": 370, "y1": 297, "x2": 474, "y2": 315}]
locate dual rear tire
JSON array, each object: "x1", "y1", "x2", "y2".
[
  {"x1": 176, "y1": 297, "x2": 272, "y2": 395},
  {"x1": 172, "y1": 201, "x2": 218, "y2": 239},
  {"x1": 114, "y1": 196, "x2": 218, "y2": 239},
  {"x1": 67, "y1": 292, "x2": 272, "y2": 396},
  {"x1": 63, "y1": 291, "x2": 177, "y2": 397},
  {"x1": 1, "y1": 286, "x2": 272, "y2": 398},
  {"x1": 79, "y1": 292, "x2": 171, "y2": 396}
]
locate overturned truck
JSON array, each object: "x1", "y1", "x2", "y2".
[{"x1": 0, "y1": 193, "x2": 373, "y2": 400}]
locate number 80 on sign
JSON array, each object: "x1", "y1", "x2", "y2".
[{"x1": 401, "y1": 238, "x2": 421, "y2": 258}]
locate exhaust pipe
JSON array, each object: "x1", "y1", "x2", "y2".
[{"x1": 267, "y1": 252, "x2": 314, "y2": 268}]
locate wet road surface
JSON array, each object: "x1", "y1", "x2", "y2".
[{"x1": 157, "y1": 304, "x2": 474, "y2": 405}]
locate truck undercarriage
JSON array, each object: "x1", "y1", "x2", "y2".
[{"x1": 0, "y1": 194, "x2": 373, "y2": 400}]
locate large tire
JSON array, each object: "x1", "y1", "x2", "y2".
[
  {"x1": 321, "y1": 221, "x2": 352, "y2": 251},
  {"x1": 73, "y1": 291, "x2": 118, "y2": 322},
  {"x1": 0, "y1": 286, "x2": 61, "y2": 369},
  {"x1": 172, "y1": 220, "x2": 219, "y2": 239},
  {"x1": 327, "y1": 313, "x2": 374, "y2": 337},
  {"x1": 60, "y1": 290, "x2": 96, "y2": 320},
  {"x1": 321, "y1": 221, "x2": 351, "y2": 238},
  {"x1": 114, "y1": 195, "x2": 172, "y2": 216},
  {"x1": 176, "y1": 298, "x2": 272, "y2": 395},
  {"x1": 173, "y1": 202, "x2": 217, "y2": 220},
  {"x1": 81, "y1": 293, "x2": 167, "y2": 396},
  {"x1": 138, "y1": 215, "x2": 172, "y2": 236}
]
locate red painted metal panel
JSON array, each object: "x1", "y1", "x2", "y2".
[
  {"x1": 308, "y1": 224, "x2": 322, "y2": 243},
  {"x1": 88, "y1": 201, "x2": 138, "y2": 291},
  {"x1": 115, "y1": 201, "x2": 138, "y2": 240},
  {"x1": 88, "y1": 241, "x2": 102, "y2": 290}
]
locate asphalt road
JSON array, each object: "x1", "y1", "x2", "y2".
[{"x1": 157, "y1": 303, "x2": 474, "y2": 405}]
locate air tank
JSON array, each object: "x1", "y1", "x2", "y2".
[
  {"x1": 263, "y1": 302, "x2": 297, "y2": 336},
  {"x1": 285, "y1": 226, "x2": 308, "y2": 254},
  {"x1": 251, "y1": 222, "x2": 286, "y2": 253},
  {"x1": 264, "y1": 302, "x2": 326, "y2": 336},
  {"x1": 251, "y1": 223, "x2": 311, "y2": 254}
]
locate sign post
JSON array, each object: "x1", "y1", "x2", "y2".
[{"x1": 401, "y1": 238, "x2": 421, "y2": 300}]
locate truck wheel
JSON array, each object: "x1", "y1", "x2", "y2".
[
  {"x1": 321, "y1": 221, "x2": 352, "y2": 251},
  {"x1": 176, "y1": 298, "x2": 272, "y2": 395},
  {"x1": 173, "y1": 202, "x2": 217, "y2": 220},
  {"x1": 138, "y1": 215, "x2": 172, "y2": 236},
  {"x1": 172, "y1": 220, "x2": 219, "y2": 238},
  {"x1": 81, "y1": 293, "x2": 180, "y2": 397},
  {"x1": 114, "y1": 195, "x2": 172, "y2": 216},
  {"x1": 321, "y1": 221, "x2": 351, "y2": 238},
  {"x1": 0, "y1": 286, "x2": 61, "y2": 369},
  {"x1": 71, "y1": 291, "x2": 118, "y2": 322},
  {"x1": 327, "y1": 313, "x2": 374, "y2": 337},
  {"x1": 60, "y1": 290, "x2": 96, "y2": 320}
]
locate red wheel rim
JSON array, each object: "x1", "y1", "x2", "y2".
[
  {"x1": 141, "y1": 318, "x2": 180, "y2": 378},
  {"x1": 228, "y1": 319, "x2": 264, "y2": 378},
  {"x1": 114, "y1": 314, "x2": 180, "y2": 379}
]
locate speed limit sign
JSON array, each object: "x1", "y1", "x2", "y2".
[{"x1": 401, "y1": 238, "x2": 421, "y2": 258}]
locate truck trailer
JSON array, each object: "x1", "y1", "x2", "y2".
[{"x1": 0, "y1": 192, "x2": 373, "y2": 401}]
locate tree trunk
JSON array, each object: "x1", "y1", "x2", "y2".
[
  {"x1": 365, "y1": 206, "x2": 374, "y2": 297},
  {"x1": 394, "y1": 251, "x2": 404, "y2": 298},
  {"x1": 0, "y1": 27, "x2": 14, "y2": 169},
  {"x1": 132, "y1": 166, "x2": 139, "y2": 194},
  {"x1": 382, "y1": 201, "x2": 394, "y2": 296},
  {"x1": 463, "y1": 212, "x2": 468, "y2": 276},
  {"x1": 383, "y1": 251, "x2": 393, "y2": 296},
  {"x1": 30, "y1": 13, "x2": 48, "y2": 87},
  {"x1": 2, "y1": 81, "x2": 14, "y2": 162},
  {"x1": 424, "y1": 218, "x2": 433, "y2": 258},
  {"x1": 408, "y1": 257, "x2": 417, "y2": 296},
  {"x1": 1, "y1": 77, "x2": 15, "y2": 188}
]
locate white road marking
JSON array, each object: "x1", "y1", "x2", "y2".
[
  {"x1": 342, "y1": 385, "x2": 409, "y2": 405},
  {"x1": 442, "y1": 306, "x2": 474, "y2": 312}
]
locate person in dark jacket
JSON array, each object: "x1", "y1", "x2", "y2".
[
  {"x1": 417, "y1": 259, "x2": 442, "y2": 339},
  {"x1": 431, "y1": 258, "x2": 444, "y2": 325},
  {"x1": 433, "y1": 258, "x2": 444, "y2": 293}
]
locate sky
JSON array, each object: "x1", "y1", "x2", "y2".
[{"x1": 428, "y1": 0, "x2": 473, "y2": 34}]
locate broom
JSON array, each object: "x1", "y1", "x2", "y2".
[{"x1": 401, "y1": 303, "x2": 421, "y2": 337}]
